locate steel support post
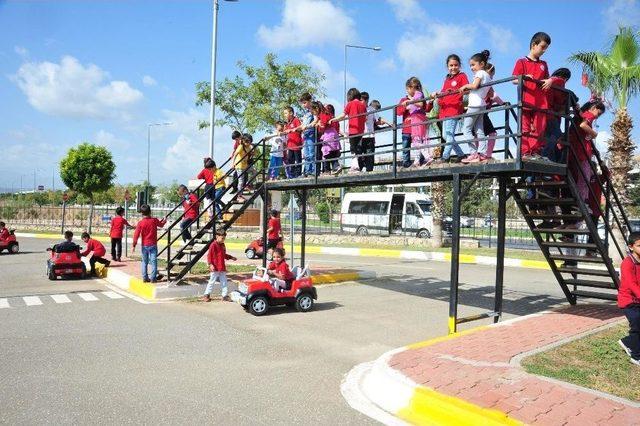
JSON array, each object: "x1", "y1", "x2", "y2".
[
  {"x1": 515, "y1": 75, "x2": 523, "y2": 169},
  {"x1": 262, "y1": 185, "x2": 269, "y2": 268},
  {"x1": 301, "y1": 189, "x2": 307, "y2": 268},
  {"x1": 61, "y1": 201, "x2": 67, "y2": 235},
  {"x1": 124, "y1": 200, "x2": 128, "y2": 258},
  {"x1": 448, "y1": 174, "x2": 462, "y2": 334},
  {"x1": 493, "y1": 177, "x2": 507, "y2": 323},
  {"x1": 392, "y1": 111, "x2": 398, "y2": 178}
]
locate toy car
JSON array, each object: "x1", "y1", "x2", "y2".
[
  {"x1": 244, "y1": 237, "x2": 284, "y2": 260},
  {"x1": 0, "y1": 230, "x2": 19, "y2": 254},
  {"x1": 230, "y1": 266, "x2": 316, "y2": 316},
  {"x1": 46, "y1": 246, "x2": 87, "y2": 280}
]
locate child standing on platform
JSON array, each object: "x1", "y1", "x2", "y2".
[
  {"x1": 404, "y1": 77, "x2": 433, "y2": 167},
  {"x1": 512, "y1": 32, "x2": 554, "y2": 159},
  {"x1": 330, "y1": 88, "x2": 366, "y2": 173},
  {"x1": 268, "y1": 121, "x2": 285, "y2": 180},
  {"x1": 283, "y1": 106, "x2": 303, "y2": 178},
  {"x1": 202, "y1": 229, "x2": 237, "y2": 302},
  {"x1": 618, "y1": 232, "x2": 640, "y2": 366},
  {"x1": 318, "y1": 104, "x2": 342, "y2": 174},
  {"x1": 299, "y1": 92, "x2": 317, "y2": 177},
  {"x1": 459, "y1": 50, "x2": 492, "y2": 163},
  {"x1": 109, "y1": 206, "x2": 131, "y2": 261},
  {"x1": 433, "y1": 54, "x2": 469, "y2": 163}
]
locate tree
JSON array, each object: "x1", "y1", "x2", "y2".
[
  {"x1": 570, "y1": 27, "x2": 640, "y2": 205},
  {"x1": 195, "y1": 53, "x2": 325, "y2": 133},
  {"x1": 60, "y1": 143, "x2": 115, "y2": 232}
]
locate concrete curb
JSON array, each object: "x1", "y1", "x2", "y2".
[{"x1": 17, "y1": 232, "x2": 559, "y2": 271}]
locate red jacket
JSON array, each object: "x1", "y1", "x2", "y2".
[
  {"x1": 110, "y1": 216, "x2": 131, "y2": 239},
  {"x1": 619, "y1": 255, "x2": 640, "y2": 308},
  {"x1": 268, "y1": 260, "x2": 294, "y2": 281},
  {"x1": 0, "y1": 228, "x2": 9, "y2": 241},
  {"x1": 182, "y1": 193, "x2": 200, "y2": 220},
  {"x1": 133, "y1": 217, "x2": 166, "y2": 248},
  {"x1": 81, "y1": 238, "x2": 106, "y2": 258},
  {"x1": 207, "y1": 241, "x2": 233, "y2": 272}
]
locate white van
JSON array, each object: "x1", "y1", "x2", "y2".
[{"x1": 340, "y1": 192, "x2": 433, "y2": 238}]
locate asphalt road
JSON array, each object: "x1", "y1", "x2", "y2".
[{"x1": 0, "y1": 237, "x2": 570, "y2": 424}]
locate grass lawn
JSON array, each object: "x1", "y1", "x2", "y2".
[{"x1": 522, "y1": 324, "x2": 640, "y2": 402}]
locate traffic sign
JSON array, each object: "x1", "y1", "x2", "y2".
[
  {"x1": 62, "y1": 192, "x2": 69, "y2": 202},
  {"x1": 124, "y1": 189, "x2": 131, "y2": 201}
]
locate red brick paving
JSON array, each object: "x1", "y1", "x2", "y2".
[{"x1": 389, "y1": 305, "x2": 640, "y2": 425}]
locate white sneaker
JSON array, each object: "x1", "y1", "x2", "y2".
[
  {"x1": 619, "y1": 339, "x2": 632, "y2": 357},
  {"x1": 631, "y1": 357, "x2": 640, "y2": 367}
]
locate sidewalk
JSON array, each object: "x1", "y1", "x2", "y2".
[
  {"x1": 102, "y1": 258, "x2": 374, "y2": 301},
  {"x1": 343, "y1": 305, "x2": 640, "y2": 425}
]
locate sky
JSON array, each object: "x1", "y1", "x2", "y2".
[{"x1": 1, "y1": 0, "x2": 639, "y2": 192}]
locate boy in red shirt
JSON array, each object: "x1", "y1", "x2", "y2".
[
  {"x1": 110, "y1": 206, "x2": 131, "y2": 262},
  {"x1": 132, "y1": 204, "x2": 167, "y2": 283},
  {"x1": 542, "y1": 68, "x2": 572, "y2": 163},
  {"x1": 512, "y1": 32, "x2": 554, "y2": 159},
  {"x1": 331, "y1": 88, "x2": 366, "y2": 172},
  {"x1": 268, "y1": 248, "x2": 294, "y2": 292},
  {"x1": 81, "y1": 232, "x2": 110, "y2": 276},
  {"x1": 202, "y1": 229, "x2": 237, "y2": 302},
  {"x1": 283, "y1": 106, "x2": 302, "y2": 178},
  {"x1": 266, "y1": 209, "x2": 283, "y2": 258},
  {"x1": 618, "y1": 232, "x2": 640, "y2": 366},
  {"x1": 177, "y1": 184, "x2": 199, "y2": 244}
]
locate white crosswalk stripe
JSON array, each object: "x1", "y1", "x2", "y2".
[
  {"x1": 0, "y1": 298, "x2": 9, "y2": 309},
  {"x1": 77, "y1": 293, "x2": 99, "y2": 302},
  {"x1": 50, "y1": 294, "x2": 71, "y2": 304},
  {"x1": 23, "y1": 296, "x2": 43, "y2": 306},
  {"x1": 101, "y1": 291, "x2": 124, "y2": 299}
]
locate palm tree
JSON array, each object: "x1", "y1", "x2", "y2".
[{"x1": 569, "y1": 27, "x2": 640, "y2": 205}]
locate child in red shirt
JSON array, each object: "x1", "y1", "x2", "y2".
[
  {"x1": 110, "y1": 206, "x2": 131, "y2": 262},
  {"x1": 268, "y1": 248, "x2": 294, "y2": 292},
  {"x1": 132, "y1": 204, "x2": 167, "y2": 282},
  {"x1": 432, "y1": 54, "x2": 469, "y2": 162},
  {"x1": 331, "y1": 88, "x2": 366, "y2": 173},
  {"x1": 512, "y1": 32, "x2": 554, "y2": 158},
  {"x1": 542, "y1": 68, "x2": 572, "y2": 163},
  {"x1": 266, "y1": 209, "x2": 283, "y2": 258},
  {"x1": 202, "y1": 229, "x2": 237, "y2": 302},
  {"x1": 283, "y1": 106, "x2": 302, "y2": 178},
  {"x1": 81, "y1": 232, "x2": 110, "y2": 276},
  {"x1": 618, "y1": 232, "x2": 640, "y2": 365},
  {"x1": 0, "y1": 221, "x2": 10, "y2": 242}
]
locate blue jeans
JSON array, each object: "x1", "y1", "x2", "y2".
[
  {"x1": 303, "y1": 134, "x2": 316, "y2": 175},
  {"x1": 402, "y1": 134, "x2": 412, "y2": 167},
  {"x1": 141, "y1": 245, "x2": 158, "y2": 281},
  {"x1": 180, "y1": 218, "x2": 194, "y2": 242},
  {"x1": 542, "y1": 117, "x2": 563, "y2": 163},
  {"x1": 442, "y1": 118, "x2": 465, "y2": 160},
  {"x1": 214, "y1": 187, "x2": 225, "y2": 215},
  {"x1": 269, "y1": 156, "x2": 283, "y2": 179}
]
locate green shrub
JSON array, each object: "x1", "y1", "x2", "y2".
[{"x1": 315, "y1": 201, "x2": 330, "y2": 224}]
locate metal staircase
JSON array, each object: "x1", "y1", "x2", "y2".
[
  {"x1": 157, "y1": 140, "x2": 266, "y2": 285},
  {"x1": 510, "y1": 98, "x2": 632, "y2": 303}
]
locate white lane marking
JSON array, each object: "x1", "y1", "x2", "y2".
[
  {"x1": 101, "y1": 291, "x2": 124, "y2": 299},
  {"x1": 0, "y1": 298, "x2": 9, "y2": 309},
  {"x1": 103, "y1": 281, "x2": 151, "y2": 304},
  {"x1": 77, "y1": 292, "x2": 99, "y2": 302},
  {"x1": 50, "y1": 294, "x2": 71, "y2": 304},
  {"x1": 23, "y1": 296, "x2": 43, "y2": 306}
]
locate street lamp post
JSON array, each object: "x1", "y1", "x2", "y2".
[
  {"x1": 209, "y1": 0, "x2": 238, "y2": 159},
  {"x1": 147, "y1": 122, "x2": 173, "y2": 203}
]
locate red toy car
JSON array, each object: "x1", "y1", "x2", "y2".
[
  {"x1": 244, "y1": 237, "x2": 284, "y2": 260},
  {"x1": 0, "y1": 230, "x2": 19, "y2": 254},
  {"x1": 230, "y1": 267, "x2": 316, "y2": 316},
  {"x1": 46, "y1": 246, "x2": 87, "y2": 280}
]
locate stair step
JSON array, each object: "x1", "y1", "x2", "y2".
[
  {"x1": 571, "y1": 290, "x2": 617, "y2": 301},
  {"x1": 515, "y1": 181, "x2": 568, "y2": 188},
  {"x1": 168, "y1": 260, "x2": 191, "y2": 266},
  {"x1": 526, "y1": 214, "x2": 583, "y2": 220},
  {"x1": 557, "y1": 266, "x2": 613, "y2": 277},
  {"x1": 549, "y1": 254, "x2": 604, "y2": 263},
  {"x1": 564, "y1": 278, "x2": 616, "y2": 289},
  {"x1": 541, "y1": 241, "x2": 598, "y2": 249},
  {"x1": 532, "y1": 228, "x2": 590, "y2": 235},
  {"x1": 520, "y1": 198, "x2": 576, "y2": 205}
]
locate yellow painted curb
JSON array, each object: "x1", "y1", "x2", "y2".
[
  {"x1": 313, "y1": 272, "x2": 361, "y2": 284},
  {"x1": 406, "y1": 325, "x2": 489, "y2": 350},
  {"x1": 129, "y1": 278, "x2": 156, "y2": 300}
]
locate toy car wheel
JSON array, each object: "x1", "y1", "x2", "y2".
[
  {"x1": 80, "y1": 263, "x2": 87, "y2": 279},
  {"x1": 417, "y1": 229, "x2": 431, "y2": 239},
  {"x1": 8, "y1": 243, "x2": 19, "y2": 254},
  {"x1": 47, "y1": 266, "x2": 56, "y2": 281},
  {"x1": 295, "y1": 293, "x2": 314, "y2": 312},
  {"x1": 248, "y1": 296, "x2": 269, "y2": 316},
  {"x1": 356, "y1": 226, "x2": 369, "y2": 236},
  {"x1": 245, "y1": 248, "x2": 256, "y2": 259}
]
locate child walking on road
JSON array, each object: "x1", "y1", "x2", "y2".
[
  {"x1": 202, "y1": 229, "x2": 237, "y2": 302},
  {"x1": 618, "y1": 232, "x2": 640, "y2": 366}
]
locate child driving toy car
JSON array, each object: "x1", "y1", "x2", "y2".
[
  {"x1": 53, "y1": 230, "x2": 81, "y2": 254},
  {"x1": 0, "y1": 221, "x2": 10, "y2": 242},
  {"x1": 267, "y1": 248, "x2": 294, "y2": 292}
]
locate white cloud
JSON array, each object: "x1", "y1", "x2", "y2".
[
  {"x1": 386, "y1": 0, "x2": 426, "y2": 23},
  {"x1": 257, "y1": 0, "x2": 357, "y2": 49},
  {"x1": 13, "y1": 55, "x2": 143, "y2": 119},
  {"x1": 595, "y1": 130, "x2": 611, "y2": 157},
  {"x1": 14, "y1": 46, "x2": 28, "y2": 58},
  {"x1": 377, "y1": 57, "x2": 398, "y2": 73},
  {"x1": 480, "y1": 22, "x2": 519, "y2": 54},
  {"x1": 304, "y1": 53, "x2": 356, "y2": 96},
  {"x1": 603, "y1": 0, "x2": 640, "y2": 33},
  {"x1": 142, "y1": 75, "x2": 157, "y2": 87},
  {"x1": 397, "y1": 23, "x2": 474, "y2": 70},
  {"x1": 94, "y1": 130, "x2": 129, "y2": 150}
]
